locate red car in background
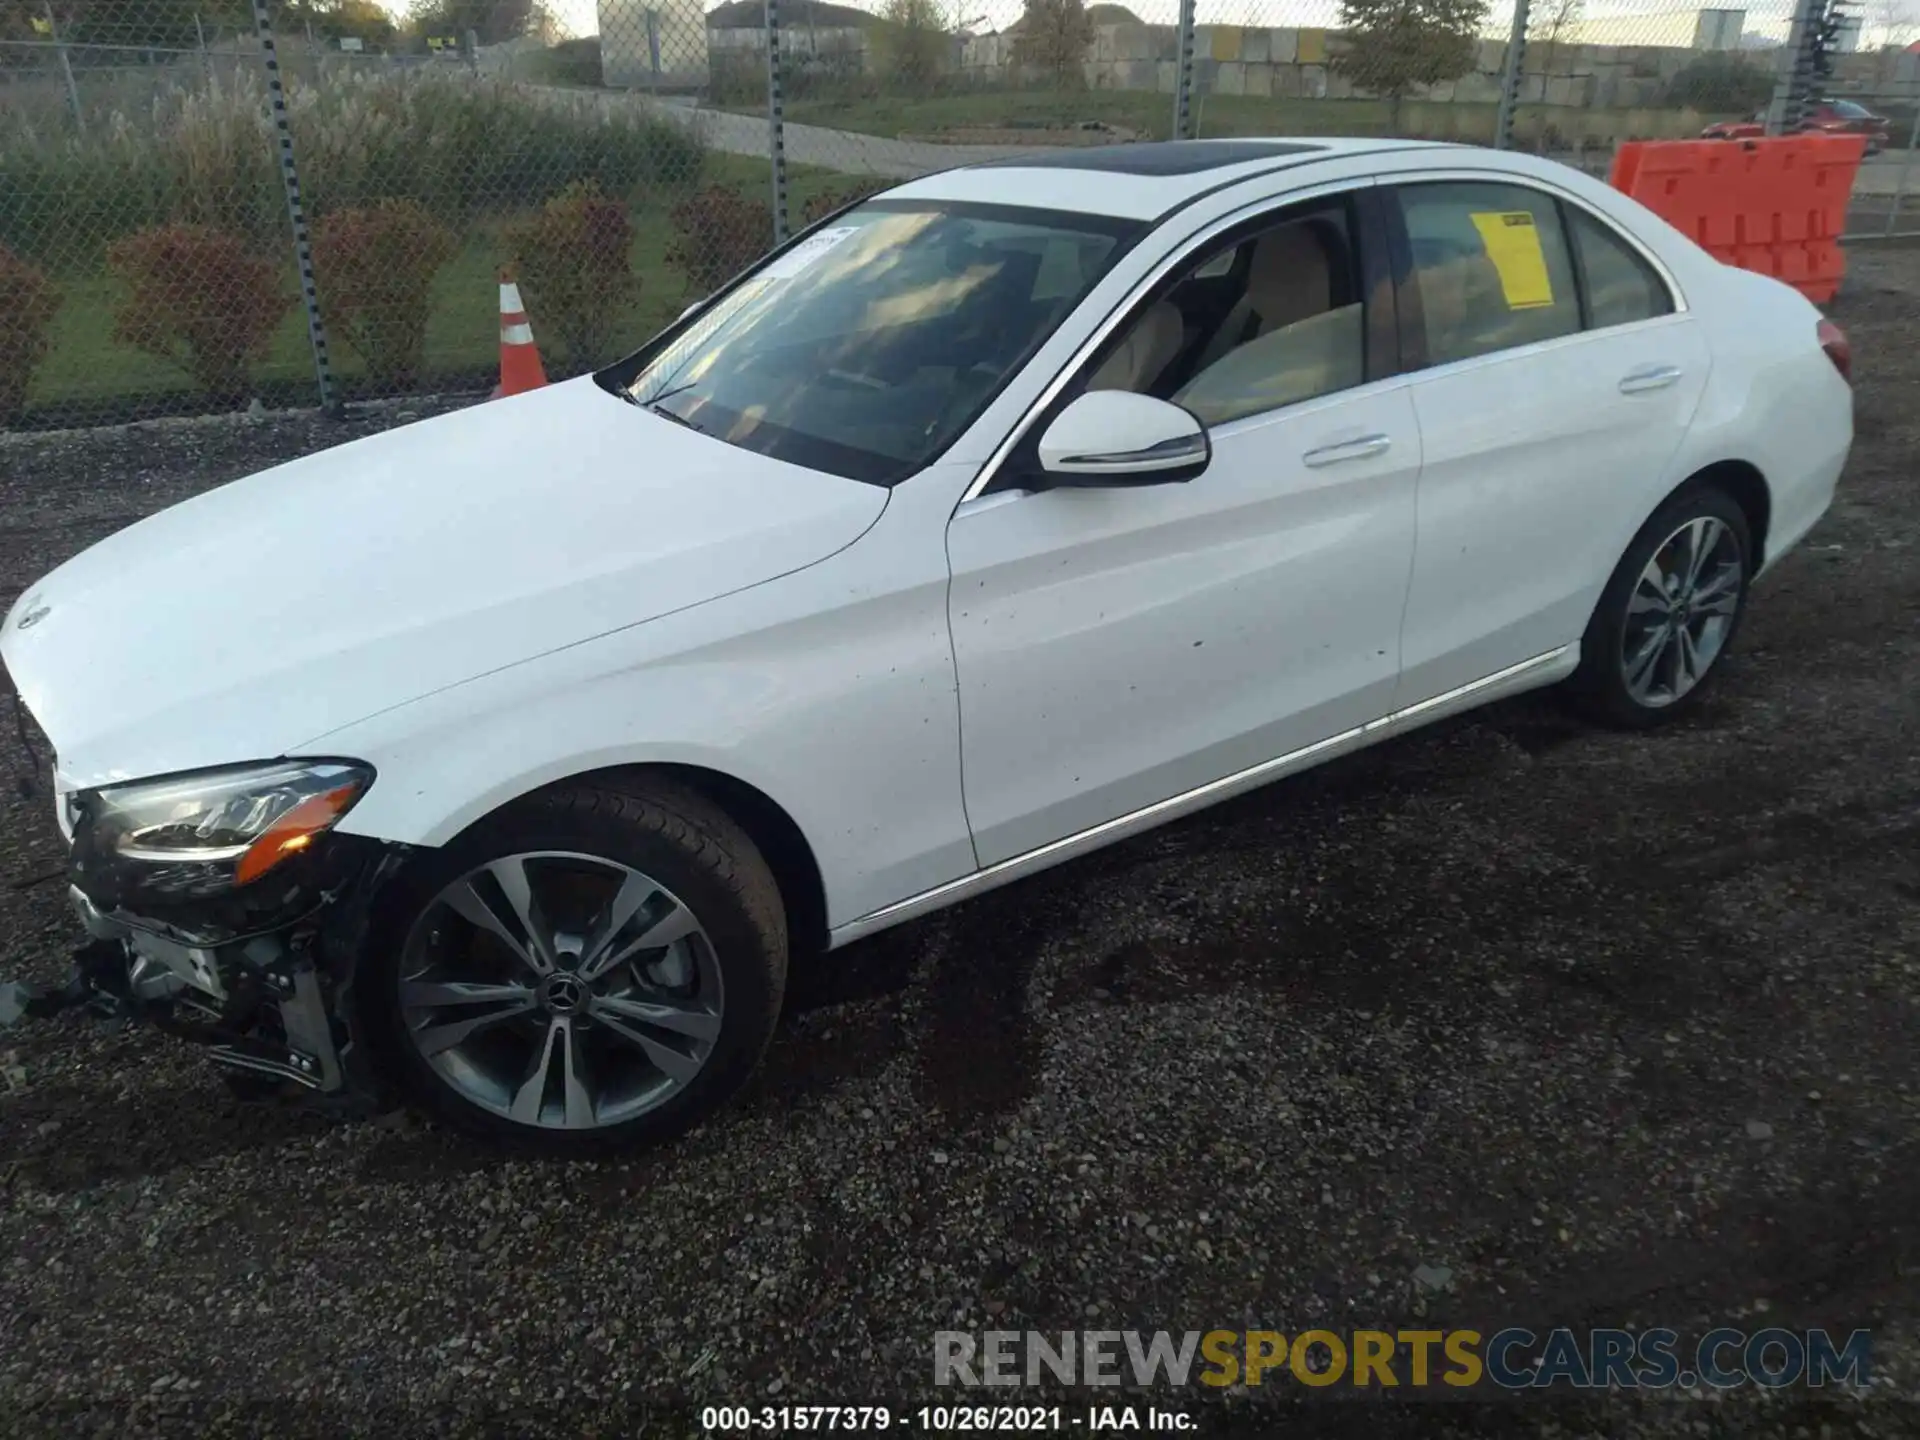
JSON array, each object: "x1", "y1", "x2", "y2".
[{"x1": 1701, "y1": 100, "x2": 1892, "y2": 154}]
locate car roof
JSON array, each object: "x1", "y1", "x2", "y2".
[{"x1": 881, "y1": 137, "x2": 1463, "y2": 221}]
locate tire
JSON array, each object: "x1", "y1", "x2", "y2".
[
  {"x1": 357, "y1": 775, "x2": 787, "y2": 1157},
  {"x1": 1567, "y1": 484, "x2": 1754, "y2": 730}
]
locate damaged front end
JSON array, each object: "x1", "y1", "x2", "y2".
[{"x1": 3, "y1": 715, "x2": 410, "y2": 1110}]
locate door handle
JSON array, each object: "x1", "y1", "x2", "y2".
[
  {"x1": 1302, "y1": 434, "x2": 1391, "y2": 467},
  {"x1": 1618, "y1": 365, "x2": 1682, "y2": 395}
]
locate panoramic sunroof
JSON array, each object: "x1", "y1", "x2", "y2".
[{"x1": 971, "y1": 140, "x2": 1324, "y2": 177}]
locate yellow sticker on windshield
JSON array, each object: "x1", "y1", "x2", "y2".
[{"x1": 1469, "y1": 210, "x2": 1555, "y2": 309}]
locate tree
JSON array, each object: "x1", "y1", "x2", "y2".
[
  {"x1": 1528, "y1": 0, "x2": 1580, "y2": 73},
  {"x1": 871, "y1": 0, "x2": 949, "y2": 91},
  {"x1": 1010, "y1": 0, "x2": 1095, "y2": 87},
  {"x1": 283, "y1": 0, "x2": 399, "y2": 47},
  {"x1": 407, "y1": 0, "x2": 539, "y2": 47},
  {"x1": 1332, "y1": 0, "x2": 1490, "y2": 129}
]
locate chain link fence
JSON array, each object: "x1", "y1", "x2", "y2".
[{"x1": 0, "y1": 0, "x2": 1896, "y2": 430}]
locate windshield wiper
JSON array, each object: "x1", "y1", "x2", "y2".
[
  {"x1": 646, "y1": 402, "x2": 705, "y2": 434},
  {"x1": 634, "y1": 379, "x2": 701, "y2": 408}
]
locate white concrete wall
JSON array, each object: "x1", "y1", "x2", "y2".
[{"x1": 599, "y1": 0, "x2": 709, "y2": 88}]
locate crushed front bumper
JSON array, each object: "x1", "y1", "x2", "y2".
[{"x1": 1, "y1": 844, "x2": 409, "y2": 1111}]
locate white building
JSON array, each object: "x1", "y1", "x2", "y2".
[{"x1": 1692, "y1": 7, "x2": 1747, "y2": 50}]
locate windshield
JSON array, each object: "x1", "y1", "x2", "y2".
[
  {"x1": 600, "y1": 200, "x2": 1141, "y2": 486},
  {"x1": 1831, "y1": 100, "x2": 1872, "y2": 118}
]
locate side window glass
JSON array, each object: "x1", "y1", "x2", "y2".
[
  {"x1": 1568, "y1": 206, "x2": 1674, "y2": 329},
  {"x1": 1086, "y1": 202, "x2": 1367, "y2": 428},
  {"x1": 1397, "y1": 182, "x2": 1580, "y2": 367}
]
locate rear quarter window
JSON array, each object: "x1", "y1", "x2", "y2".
[{"x1": 1566, "y1": 206, "x2": 1675, "y2": 329}]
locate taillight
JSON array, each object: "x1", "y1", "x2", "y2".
[{"x1": 1818, "y1": 318, "x2": 1851, "y2": 383}]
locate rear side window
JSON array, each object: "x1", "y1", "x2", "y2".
[
  {"x1": 1395, "y1": 181, "x2": 1581, "y2": 368},
  {"x1": 1567, "y1": 206, "x2": 1674, "y2": 329}
]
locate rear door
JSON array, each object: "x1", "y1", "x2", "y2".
[{"x1": 1382, "y1": 175, "x2": 1713, "y2": 707}]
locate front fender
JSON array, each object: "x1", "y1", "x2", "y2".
[{"x1": 310, "y1": 472, "x2": 979, "y2": 933}]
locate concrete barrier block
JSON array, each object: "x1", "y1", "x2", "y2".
[
  {"x1": 1452, "y1": 70, "x2": 1503, "y2": 104},
  {"x1": 1542, "y1": 74, "x2": 1586, "y2": 107},
  {"x1": 1112, "y1": 23, "x2": 1152, "y2": 61}
]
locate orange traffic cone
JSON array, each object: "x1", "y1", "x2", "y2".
[{"x1": 490, "y1": 265, "x2": 547, "y2": 400}]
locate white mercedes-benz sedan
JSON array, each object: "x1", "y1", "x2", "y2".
[{"x1": 1, "y1": 138, "x2": 1852, "y2": 1153}]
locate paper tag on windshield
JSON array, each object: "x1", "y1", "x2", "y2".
[{"x1": 760, "y1": 225, "x2": 859, "y2": 281}]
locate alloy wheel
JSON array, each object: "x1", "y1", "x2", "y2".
[
  {"x1": 397, "y1": 851, "x2": 724, "y2": 1131},
  {"x1": 1619, "y1": 515, "x2": 1744, "y2": 709}
]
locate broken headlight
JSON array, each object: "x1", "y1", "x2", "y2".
[{"x1": 70, "y1": 760, "x2": 375, "y2": 899}]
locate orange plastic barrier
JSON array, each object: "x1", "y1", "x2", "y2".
[{"x1": 1608, "y1": 134, "x2": 1867, "y2": 304}]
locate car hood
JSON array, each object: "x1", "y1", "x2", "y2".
[{"x1": 1, "y1": 379, "x2": 888, "y2": 790}]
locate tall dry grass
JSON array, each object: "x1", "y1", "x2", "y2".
[{"x1": 0, "y1": 60, "x2": 708, "y2": 271}]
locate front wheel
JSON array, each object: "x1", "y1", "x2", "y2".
[
  {"x1": 358, "y1": 776, "x2": 788, "y2": 1156},
  {"x1": 1568, "y1": 485, "x2": 1754, "y2": 729}
]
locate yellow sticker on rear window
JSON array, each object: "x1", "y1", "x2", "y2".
[{"x1": 1469, "y1": 210, "x2": 1555, "y2": 310}]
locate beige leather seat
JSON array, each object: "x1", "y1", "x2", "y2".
[
  {"x1": 1172, "y1": 222, "x2": 1361, "y2": 426},
  {"x1": 1174, "y1": 304, "x2": 1364, "y2": 427},
  {"x1": 1086, "y1": 301, "x2": 1185, "y2": 393},
  {"x1": 1189, "y1": 225, "x2": 1336, "y2": 375}
]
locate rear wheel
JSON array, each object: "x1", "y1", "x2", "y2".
[
  {"x1": 1568, "y1": 485, "x2": 1753, "y2": 729},
  {"x1": 359, "y1": 777, "x2": 786, "y2": 1156}
]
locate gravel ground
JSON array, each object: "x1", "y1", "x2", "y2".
[{"x1": 2, "y1": 256, "x2": 1919, "y2": 1440}]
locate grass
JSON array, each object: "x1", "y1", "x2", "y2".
[{"x1": 19, "y1": 156, "x2": 856, "y2": 424}]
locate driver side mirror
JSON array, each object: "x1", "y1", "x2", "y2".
[{"x1": 1033, "y1": 391, "x2": 1211, "y2": 488}]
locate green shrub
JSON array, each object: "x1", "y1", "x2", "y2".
[
  {"x1": 709, "y1": 50, "x2": 769, "y2": 108},
  {"x1": 107, "y1": 224, "x2": 293, "y2": 404},
  {"x1": 525, "y1": 37, "x2": 604, "y2": 87},
  {"x1": 1666, "y1": 54, "x2": 1775, "y2": 115},
  {"x1": 666, "y1": 186, "x2": 771, "y2": 296},
  {"x1": 799, "y1": 180, "x2": 888, "y2": 229},
  {"x1": 507, "y1": 181, "x2": 638, "y2": 370},
  {"x1": 0, "y1": 246, "x2": 61, "y2": 423},
  {"x1": 313, "y1": 200, "x2": 457, "y2": 390}
]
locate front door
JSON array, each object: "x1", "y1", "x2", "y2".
[{"x1": 946, "y1": 190, "x2": 1424, "y2": 867}]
